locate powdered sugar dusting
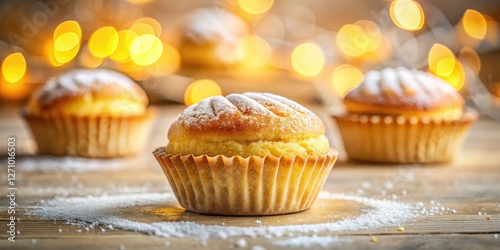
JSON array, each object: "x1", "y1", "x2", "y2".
[
  {"x1": 360, "y1": 70, "x2": 381, "y2": 95},
  {"x1": 225, "y1": 94, "x2": 272, "y2": 115},
  {"x1": 380, "y1": 67, "x2": 403, "y2": 94},
  {"x1": 37, "y1": 69, "x2": 141, "y2": 106},
  {"x1": 17, "y1": 156, "x2": 130, "y2": 172},
  {"x1": 346, "y1": 67, "x2": 463, "y2": 109},
  {"x1": 28, "y1": 191, "x2": 421, "y2": 241},
  {"x1": 174, "y1": 92, "x2": 322, "y2": 133},
  {"x1": 396, "y1": 66, "x2": 421, "y2": 95}
]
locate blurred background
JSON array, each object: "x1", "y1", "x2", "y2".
[{"x1": 0, "y1": 0, "x2": 499, "y2": 118}]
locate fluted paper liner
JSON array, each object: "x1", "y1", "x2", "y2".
[
  {"x1": 22, "y1": 108, "x2": 157, "y2": 158},
  {"x1": 153, "y1": 148, "x2": 338, "y2": 215},
  {"x1": 333, "y1": 110, "x2": 477, "y2": 163}
]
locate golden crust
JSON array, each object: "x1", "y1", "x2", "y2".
[
  {"x1": 26, "y1": 69, "x2": 148, "y2": 116},
  {"x1": 38, "y1": 84, "x2": 146, "y2": 108},
  {"x1": 343, "y1": 101, "x2": 463, "y2": 119},
  {"x1": 167, "y1": 93, "x2": 329, "y2": 157},
  {"x1": 344, "y1": 67, "x2": 464, "y2": 119}
]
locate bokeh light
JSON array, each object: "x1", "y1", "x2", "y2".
[
  {"x1": 238, "y1": 0, "x2": 274, "y2": 15},
  {"x1": 53, "y1": 20, "x2": 81, "y2": 41},
  {"x1": 130, "y1": 17, "x2": 161, "y2": 37},
  {"x1": 53, "y1": 34, "x2": 80, "y2": 64},
  {"x1": 110, "y1": 30, "x2": 138, "y2": 63},
  {"x1": 54, "y1": 44, "x2": 80, "y2": 64},
  {"x1": 336, "y1": 24, "x2": 369, "y2": 57},
  {"x1": 54, "y1": 33, "x2": 79, "y2": 52},
  {"x1": 436, "y1": 61, "x2": 465, "y2": 91},
  {"x1": 184, "y1": 79, "x2": 222, "y2": 106},
  {"x1": 48, "y1": 44, "x2": 64, "y2": 67},
  {"x1": 428, "y1": 43, "x2": 455, "y2": 77},
  {"x1": 2, "y1": 53, "x2": 26, "y2": 83},
  {"x1": 428, "y1": 44, "x2": 465, "y2": 90},
  {"x1": 331, "y1": 64, "x2": 364, "y2": 97},
  {"x1": 89, "y1": 26, "x2": 119, "y2": 58},
  {"x1": 130, "y1": 34, "x2": 163, "y2": 66},
  {"x1": 291, "y1": 42, "x2": 324, "y2": 77},
  {"x1": 390, "y1": 0, "x2": 425, "y2": 31},
  {"x1": 462, "y1": 9, "x2": 487, "y2": 40},
  {"x1": 337, "y1": 21, "x2": 383, "y2": 58},
  {"x1": 235, "y1": 35, "x2": 271, "y2": 69},
  {"x1": 52, "y1": 20, "x2": 81, "y2": 64}
]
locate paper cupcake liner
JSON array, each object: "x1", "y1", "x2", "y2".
[
  {"x1": 22, "y1": 108, "x2": 157, "y2": 158},
  {"x1": 153, "y1": 148, "x2": 338, "y2": 215},
  {"x1": 332, "y1": 111, "x2": 477, "y2": 163}
]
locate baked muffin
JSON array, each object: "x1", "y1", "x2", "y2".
[
  {"x1": 172, "y1": 7, "x2": 249, "y2": 67},
  {"x1": 154, "y1": 92, "x2": 338, "y2": 215},
  {"x1": 23, "y1": 68, "x2": 157, "y2": 158},
  {"x1": 333, "y1": 66, "x2": 477, "y2": 163}
]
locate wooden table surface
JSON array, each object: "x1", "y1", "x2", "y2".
[{"x1": 0, "y1": 104, "x2": 499, "y2": 250}]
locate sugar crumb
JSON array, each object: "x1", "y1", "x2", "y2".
[{"x1": 235, "y1": 238, "x2": 247, "y2": 248}]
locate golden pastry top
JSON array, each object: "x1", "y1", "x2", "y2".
[
  {"x1": 344, "y1": 67, "x2": 464, "y2": 119},
  {"x1": 26, "y1": 69, "x2": 148, "y2": 116},
  {"x1": 169, "y1": 92, "x2": 326, "y2": 141},
  {"x1": 167, "y1": 93, "x2": 331, "y2": 157}
]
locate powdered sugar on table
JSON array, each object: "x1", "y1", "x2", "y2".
[{"x1": 28, "y1": 191, "x2": 422, "y2": 244}]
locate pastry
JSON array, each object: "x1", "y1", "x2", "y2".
[
  {"x1": 172, "y1": 7, "x2": 249, "y2": 67},
  {"x1": 23, "y1": 68, "x2": 156, "y2": 158},
  {"x1": 333, "y1": 66, "x2": 477, "y2": 163},
  {"x1": 154, "y1": 92, "x2": 338, "y2": 215}
]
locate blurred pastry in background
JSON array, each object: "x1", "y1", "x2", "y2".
[
  {"x1": 333, "y1": 66, "x2": 477, "y2": 163},
  {"x1": 169, "y1": 7, "x2": 250, "y2": 68},
  {"x1": 23, "y1": 68, "x2": 157, "y2": 158}
]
